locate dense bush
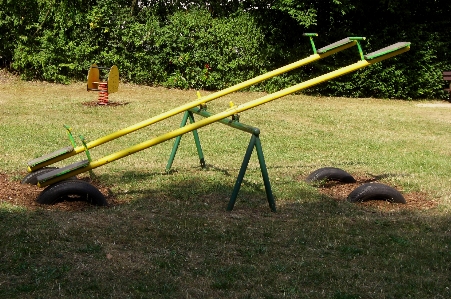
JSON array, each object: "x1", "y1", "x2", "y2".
[
  {"x1": 304, "y1": 0, "x2": 451, "y2": 100},
  {"x1": 1, "y1": 0, "x2": 450, "y2": 99},
  {"x1": 154, "y1": 10, "x2": 266, "y2": 90},
  {"x1": 4, "y1": 2, "x2": 267, "y2": 90}
]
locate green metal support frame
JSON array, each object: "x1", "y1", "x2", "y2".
[
  {"x1": 228, "y1": 133, "x2": 276, "y2": 212},
  {"x1": 166, "y1": 111, "x2": 205, "y2": 172},
  {"x1": 167, "y1": 107, "x2": 276, "y2": 212}
]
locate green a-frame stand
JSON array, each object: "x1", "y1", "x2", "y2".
[{"x1": 166, "y1": 107, "x2": 276, "y2": 212}]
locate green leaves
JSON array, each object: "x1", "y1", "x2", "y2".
[
  {"x1": 272, "y1": 0, "x2": 317, "y2": 27},
  {"x1": 129, "y1": 9, "x2": 265, "y2": 90},
  {"x1": 1, "y1": 0, "x2": 450, "y2": 99}
]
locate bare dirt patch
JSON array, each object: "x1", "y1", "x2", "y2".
[
  {"x1": 1, "y1": 171, "x2": 438, "y2": 213},
  {"x1": 314, "y1": 174, "x2": 438, "y2": 212},
  {"x1": 82, "y1": 100, "x2": 129, "y2": 107},
  {"x1": 0, "y1": 173, "x2": 117, "y2": 211},
  {"x1": 0, "y1": 69, "x2": 18, "y2": 83}
]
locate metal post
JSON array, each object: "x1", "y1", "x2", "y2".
[
  {"x1": 166, "y1": 111, "x2": 189, "y2": 172},
  {"x1": 254, "y1": 136, "x2": 276, "y2": 212},
  {"x1": 227, "y1": 134, "x2": 276, "y2": 212},
  {"x1": 227, "y1": 135, "x2": 257, "y2": 211},
  {"x1": 166, "y1": 111, "x2": 205, "y2": 172},
  {"x1": 187, "y1": 112, "x2": 206, "y2": 168}
]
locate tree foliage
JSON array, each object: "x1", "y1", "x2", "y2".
[
  {"x1": 308, "y1": 0, "x2": 451, "y2": 99},
  {"x1": 1, "y1": 0, "x2": 450, "y2": 99}
]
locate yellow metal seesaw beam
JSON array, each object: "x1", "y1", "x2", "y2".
[
  {"x1": 37, "y1": 43, "x2": 410, "y2": 187},
  {"x1": 28, "y1": 38, "x2": 359, "y2": 172}
]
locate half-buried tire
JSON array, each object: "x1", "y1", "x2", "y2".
[
  {"x1": 37, "y1": 180, "x2": 107, "y2": 206},
  {"x1": 347, "y1": 183, "x2": 406, "y2": 204},
  {"x1": 305, "y1": 167, "x2": 356, "y2": 185}
]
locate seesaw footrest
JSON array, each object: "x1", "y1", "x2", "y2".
[
  {"x1": 317, "y1": 37, "x2": 355, "y2": 54},
  {"x1": 37, "y1": 159, "x2": 89, "y2": 184},
  {"x1": 364, "y1": 42, "x2": 411, "y2": 60},
  {"x1": 27, "y1": 146, "x2": 74, "y2": 168}
]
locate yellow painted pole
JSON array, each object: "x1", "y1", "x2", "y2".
[
  {"x1": 29, "y1": 42, "x2": 357, "y2": 172},
  {"x1": 38, "y1": 45, "x2": 410, "y2": 187}
]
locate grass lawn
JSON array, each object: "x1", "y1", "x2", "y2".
[{"x1": 1, "y1": 73, "x2": 451, "y2": 298}]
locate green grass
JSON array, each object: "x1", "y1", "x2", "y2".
[{"x1": 1, "y1": 77, "x2": 451, "y2": 298}]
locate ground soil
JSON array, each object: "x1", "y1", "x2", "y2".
[
  {"x1": 314, "y1": 174, "x2": 437, "y2": 212},
  {"x1": 0, "y1": 68, "x2": 17, "y2": 83},
  {"x1": 0, "y1": 173, "x2": 117, "y2": 211},
  {"x1": 82, "y1": 100, "x2": 129, "y2": 107},
  {"x1": 0, "y1": 172, "x2": 437, "y2": 212}
]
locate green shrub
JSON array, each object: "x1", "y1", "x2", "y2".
[
  {"x1": 154, "y1": 9, "x2": 266, "y2": 90},
  {"x1": 3, "y1": 1, "x2": 451, "y2": 99}
]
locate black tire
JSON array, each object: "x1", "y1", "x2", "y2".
[
  {"x1": 305, "y1": 167, "x2": 356, "y2": 184},
  {"x1": 347, "y1": 183, "x2": 406, "y2": 204},
  {"x1": 21, "y1": 167, "x2": 59, "y2": 185},
  {"x1": 37, "y1": 180, "x2": 107, "y2": 206}
]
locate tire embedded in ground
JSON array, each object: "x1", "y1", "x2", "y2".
[
  {"x1": 21, "y1": 167, "x2": 59, "y2": 185},
  {"x1": 347, "y1": 183, "x2": 406, "y2": 204},
  {"x1": 305, "y1": 167, "x2": 356, "y2": 185},
  {"x1": 36, "y1": 179, "x2": 107, "y2": 206}
]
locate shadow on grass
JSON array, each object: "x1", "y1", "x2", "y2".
[
  {"x1": 99, "y1": 168, "x2": 295, "y2": 212},
  {"x1": 85, "y1": 168, "x2": 421, "y2": 212},
  {"x1": 99, "y1": 168, "x2": 425, "y2": 219},
  {"x1": 2, "y1": 170, "x2": 451, "y2": 298}
]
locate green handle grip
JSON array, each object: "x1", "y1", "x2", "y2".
[
  {"x1": 303, "y1": 33, "x2": 319, "y2": 54},
  {"x1": 349, "y1": 37, "x2": 367, "y2": 60},
  {"x1": 349, "y1": 37, "x2": 366, "y2": 41},
  {"x1": 302, "y1": 33, "x2": 318, "y2": 37}
]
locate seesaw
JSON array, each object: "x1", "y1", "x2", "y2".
[
  {"x1": 22, "y1": 35, "x2": 410, "y2": 211},
  {"x1": 25, "y1": 34, "x2": 360, "y2": 172}
]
